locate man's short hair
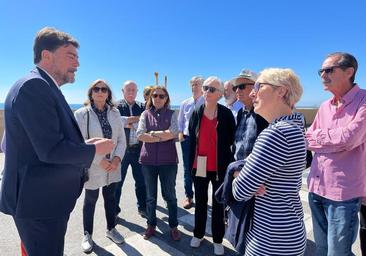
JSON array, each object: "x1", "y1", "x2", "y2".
[
  {"x1": 327, "y1": 52, "x2": 358, "y2": 83},
  {"x1": 33, "y1": 27, "x2": 79, "y2": 64},
  {"x1": 189, "y1": 76, "x2": 205, "y2": 87}
]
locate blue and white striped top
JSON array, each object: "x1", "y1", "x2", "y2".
[{"x1": 232, "y1": 113, "x2": 307, "y2": 256}]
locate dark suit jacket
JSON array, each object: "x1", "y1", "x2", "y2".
[
  {"x1": 0, "y1": 67, "x2": 95, "y2": 219},
  {"x1": 116, "y1": 99, "x2": 144, "y2": 147}
]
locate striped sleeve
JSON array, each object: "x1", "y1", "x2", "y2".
[{"x1": 232, "y1": 126, "x2": 288, "y2": 201}]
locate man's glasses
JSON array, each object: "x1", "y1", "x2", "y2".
[
  {"x1": 152, "y1": 93, "x2": 167, "y2": 99},
  {"x1": 318, "y1": 65, "x2": 348, "y2": 76},
  {"x1": 233, "y1": 83, "x2": 254, "y2": 91},
  {"x1": 202, "y1": 85, "x2": 219, "y2": 93},
  {"x1": 92, "y1": 87, "x2": 108, "y2": 93}
]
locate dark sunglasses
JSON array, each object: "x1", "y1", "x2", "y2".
[
  {"x1": 317, "y1": 65, "x2": 348, "y2": 76},
  {"x1": 202, "y1": 85, "x2": 219, "y2": 93},
  {"x1": 92, "y1": 87, "x2": 108, "y2": 93},
  {"x1": 233, "y1": 83, "x2": 254, "y2": 91},
  {"x1": 152, "y1": 93, "x2": 167, "y2": 99}
]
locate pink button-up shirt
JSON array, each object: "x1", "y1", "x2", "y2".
[{"x1": 306, "y1": 85, "x2": 366, "y2": 201}]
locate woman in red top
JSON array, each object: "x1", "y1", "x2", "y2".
[{"x1": 188, "y1": 76, "x2": 236, "y2": 255}]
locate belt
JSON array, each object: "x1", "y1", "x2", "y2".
[{"x1": 128, "y1": 144, "x2": 140, "y2": 149}]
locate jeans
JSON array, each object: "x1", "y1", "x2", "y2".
[
  {"x1": 193, "y1": 172, "x2": 225, "y2": 243},
  {"x1": 142, "y1": 164, "x2": 178, "y2": 228},
  {"x1": 180, "y1": 136, "x2": 193, "y2": 198},
  {"x1": 83, "y1": 183, "x2": 117, "y2": 234},
  {"x1": 360, "y1": 204, "x2": 366, "y2": 255},
  {"x1": 309, "y1": 192, "x2": 361, "y2": 256},
  {"x1": 115, "y1": 148, "x2": 147, "y2": 214}
]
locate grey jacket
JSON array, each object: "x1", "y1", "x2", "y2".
[{"x1": 74, "y1": 105, "x2": 126, "y2": 190}]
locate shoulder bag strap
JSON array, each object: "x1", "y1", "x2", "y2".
[{"x1": 87, "y1": 110, "x2": 90, "y2": 139}]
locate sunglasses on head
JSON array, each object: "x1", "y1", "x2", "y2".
[
  {"x1": 202, "y1": 85, "x2": 219, "y2": 93},
  {"x1": 152, "y1": 93, "x2": 167, "y2": 99},
  {"x1": 318, "y1": 65, "x2": 348, "y2": 76},
  {"x1": 92, "y1": 87, "x2": 108, "y2": 93},
  {"x1": 233, "y1": 83, "x2": 254, "y2": 91}
]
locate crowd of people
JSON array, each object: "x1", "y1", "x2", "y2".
[{"x1": 0, "y1": 27, "x2": 365, "y2": 256}]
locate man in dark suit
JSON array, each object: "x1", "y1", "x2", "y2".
[
  {"x1": 115, "y1": 80, "x2": 147, "y2": 218},
  {"x1": 0, "y1": 27, "x2": 115, "y2": 256}
]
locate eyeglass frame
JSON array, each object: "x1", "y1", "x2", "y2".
[
  {"x1": 253, "y1": 82, "x2": 282, "y2": 93},
  {"x1": 92, "y1": 86, "x2": 108, "y2": 93},
  {"x1": 202, "y1": 85, "x2": 220, "y2": 93},
  {"x1": 233, "y1": 83, "x2": 255, "y2": 91},
  {"x1": 317, "y1": 65, "x2": 350, "y2": 76}
]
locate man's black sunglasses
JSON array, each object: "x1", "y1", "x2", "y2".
[
  {"x1": 233, "y1": 83, "x2": 254, "y2": 91},
  {"x1": 318, "y1": 65, "x2": 349, "y2": 76}
]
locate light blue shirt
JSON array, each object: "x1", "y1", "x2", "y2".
[
  {"x1": 177, "y1": 96, "x2": 204, "y2": 135},
  {"x1": 227, "y1": 100, "x2": 244, "y2": 120}
]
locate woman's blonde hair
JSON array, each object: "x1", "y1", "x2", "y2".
[{"x1": 258, "y1": 68, "x2": 303, "y2": 108}]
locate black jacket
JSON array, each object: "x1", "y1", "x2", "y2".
[
  {"x1": 215, "y1": 160, "x2": 255, "y2": 255},
  {"x1": 116, "y1": 99, "x2": 145, "y2": 146},
  {"x1": 236, "y1": 108, "x2": 268, "y2": 137},
  {"x1": 188, "y1": 104, "x2": 235, "y2": 180}
]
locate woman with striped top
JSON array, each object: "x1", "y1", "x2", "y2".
[{"x1": 232, "y1": 68, "x2": 307, "y2": 256}]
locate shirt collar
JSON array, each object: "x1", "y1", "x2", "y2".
[
  {"x1": 338, "y1": 84, "x2": 360, "y2": 106},
  {"x1": 37, "y1": 66, "x2": 60, "y2": 90}
]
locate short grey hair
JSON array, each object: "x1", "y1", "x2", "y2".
[
  {"x1": 122, "y1": 80, "x2": 137, "y2": 90},
  {"x1": 258, "y1": 68, "x2": 303, "y2": 108},
  {"x1": 203, "y1": 76, "x2": 224, "y2": 93},
  {"x1": 189, "y1": 76, "x2": 205, "y2": 86}
]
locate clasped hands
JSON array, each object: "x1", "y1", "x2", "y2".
[
  {"x1": 125, "y1": 116, "x2": 140, "y2": 129},
  {"x1": 99, "y1": 156, "x2": 121, "y2": 172}
]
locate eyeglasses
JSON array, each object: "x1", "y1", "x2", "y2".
[
  {"x1": 92, "y1": 87, "x2": 108, "y2": 93},
  {"x1": 152, "y1": 93, "x2": 167, "y2": 99},
  {"x1": 317, "y1": 65, "x2": 348, "y2": 76},
  {"x1": 202, "y1": 85, "x2": 219, "y2": 93},
  {"x1": 233, "y1": 83, "x2": 254, "y2": 91},
  {"x1": 253, "y1": 82, "x2": 280, "y2": 92}
]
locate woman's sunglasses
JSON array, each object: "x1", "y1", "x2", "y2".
[
  {"x1": 152, "y1": 93, "x2": 167, "y2": 99},
  {"x1": 202, "y1": 85, "x2": 219, "y2": 93},
  {"x1": 92, "y1": 87, "x2": 108, "y2": 93}
]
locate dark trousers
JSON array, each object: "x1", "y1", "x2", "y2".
[
  {"x1": 193, "y1": 172, "x2": 225, "y2": 243},
  {"x1": 361, "y1": 204, "x2": 366, "y2": 256},
  {"x1": 14, "y1": 215, "x2": 69, "y2": 256},
  {"x1": 142, "y1": 164, "x2": 178, "y2": 228},
  {"x1": 83, "y1": 183, "x2": 117, "y2": 234},
  {"x1": 115, "y1": 148, "x2": 146, "y2": 214},
  {"x1": 180, "y1": 136, "x2": 193, "y2": 198}
]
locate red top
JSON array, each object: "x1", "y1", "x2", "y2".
[{"x1": 193, "y1": 115, "x2": 217, "y2": 172}]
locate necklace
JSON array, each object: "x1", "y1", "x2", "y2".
[{"x1": 204, "y1": 105, "x2": 217, "y2": 120}]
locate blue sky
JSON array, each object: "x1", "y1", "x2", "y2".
[{"x1": 1, "y1": 0, "x2": 365, "y2": 107}]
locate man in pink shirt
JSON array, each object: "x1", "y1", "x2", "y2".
[{"x1": 306, "y1": 52, "x2": 366, "y2": 256}]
